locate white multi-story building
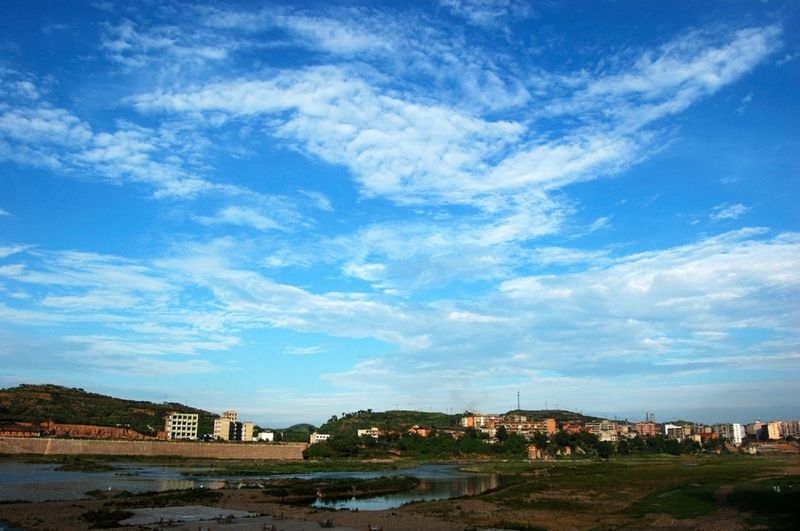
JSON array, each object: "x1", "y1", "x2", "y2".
[
  {"x1": 165, "y1": 412, "x2": 198, "y2": 440},
  {"x1": 713, "y1": 423, "x2": 745, "y2": 445}
]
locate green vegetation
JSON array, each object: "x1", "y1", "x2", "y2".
[
  {"x1": 54, "y1": 456, "x2": 116, "y2": 472},
  {"x1": 276, "y1": 423, "x2": 317, "y2": 442},
  {"x1": 0, "y1": 383, "x2": 217, "y2": 436},
  {"x1": 301, "y1": 425, "x2": 709, "y2": 461}
]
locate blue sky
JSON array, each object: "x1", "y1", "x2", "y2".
[{"x1": 1, "y1": 1, "x2": 798, "y2": 428}]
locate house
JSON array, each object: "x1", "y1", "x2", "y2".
[
  {"x1": 408, "y1": 425, "x2": 433, "y2": 437},
  {"x1": 407, "y1": 425, "x2": 468, "y2": 439},
  {"x1": 358, "y1": 427, "x2": 380, "y2": 439},
  {"x1": 310, "y1": 433, "x2": 331, "y2": 444}
]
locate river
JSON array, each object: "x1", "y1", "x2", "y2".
[{"x1": 0, "y1": 460, "x2": 503, "y2": 511}]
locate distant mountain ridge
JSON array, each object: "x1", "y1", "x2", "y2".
[{"x1": 0, "y1": 383, "x2": 216, "y2": 436}]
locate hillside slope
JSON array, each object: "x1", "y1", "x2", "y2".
[{"x1": 0, "y1": 384, "x2": 216, "y2": 436}]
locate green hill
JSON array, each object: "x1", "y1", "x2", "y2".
[
  {"x1": 318, "y1": 409, "x2": 460, "y2": 434},
  {"x1": 317, "y1": 408, "x2": 606, "y2": 436},
  {"x1": 0, "y1": 384, "x2": 216, "y2": 436}
]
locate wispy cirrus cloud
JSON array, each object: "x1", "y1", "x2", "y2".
[
  {"x1": 130, "y1": 19, "x2": 780, "y2": 222},
  {"x1": 438, "y1": 0, "x2": 533, "y2": 28},
  {"x1": 546, "y1": 25, "x2": 782, "y2": 129}
]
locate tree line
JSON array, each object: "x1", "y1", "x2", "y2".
[{"x1": 303, "y1": 426, "x2": 722, "y2": 460}]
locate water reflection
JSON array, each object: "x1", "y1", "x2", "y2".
[{"x1": 313, "y1": 464, "x2": 503, "y2": 510}]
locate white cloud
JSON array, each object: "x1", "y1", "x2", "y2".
[
  {"x1": 197, "y1": 206, "x2": 282, "y2": 231},
  {"x1": 0, "y1": 244, "x2": 28, "y2": 258},
  {"x1": 710, "y1": 203, "x2": 750, "y2": 221},
  {"x1": 285, "y1": 345, "x2": 328, "y2": 355},
  {"x1": 299, "y1": 189, "x2": 333, "y2": 212}
]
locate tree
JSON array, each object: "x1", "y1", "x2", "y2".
[
  {"x1": 596, "y1": 441, "x2": 615, "y2": 459},
  {"x1": 504, "y1": 433, "x2": 529, "y2": 454},
  {"x1": 496, "y1": 425, "x2": 508, "y2": 443},
  {"x1": 616, "y1": 438, "x2": 631, "y2": 455},
  {"x1": 532, "y1": 432, "x2": 549, "y2": 452},
  {"x1": 553, "y1": 430, "x2": 571, "y2": 448}
]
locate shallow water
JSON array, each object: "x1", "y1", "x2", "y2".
[
  {"x1": 311, "y1": 463, "x2": 504, "y2": 510},
  {"x1": 0, "y1": 461, "x2": 222, "y2": 502}
]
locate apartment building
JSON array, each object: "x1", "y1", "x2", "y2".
[
  {"x1": 634, "y1": 422, "x2": 659, "y2": 437},
  {"x1": 164, "y1": 412, "x2": 198, "y2": 440},
  {"x1": 713, "y1": 423, "x2": 745, "y2": 445},
  {"x1": 213, "y1": 410, "x2": 254, "y2": 441},
  {"x1": 782, "y1": 420, "x2": 800, "y2": 438}
]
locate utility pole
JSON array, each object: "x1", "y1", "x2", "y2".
[{"x1": 517, "y1": 391, "x2": 520, "y2": 411}]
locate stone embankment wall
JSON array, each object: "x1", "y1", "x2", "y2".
[
  {"x1": 43, "y1": 422, "x2": 157, "y2": 440},
  {"x1": 0, "y1": 437, "x2": 306, "y2": 460}
]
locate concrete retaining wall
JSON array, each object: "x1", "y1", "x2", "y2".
[{"x1": 0, "y1": 437, "x2": 306, "y2": 460}]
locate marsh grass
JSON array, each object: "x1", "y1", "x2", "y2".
[{"x1": 446, "y1": 454, "x2": 800, "y2": 528}]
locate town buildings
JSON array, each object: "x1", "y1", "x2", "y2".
[
  {"x1": 458, "y1": 412, "x2": 797, "y2": 448},
  {"x1": 460, "y1": 413, "x2": 557, "y2": 438},
  {"x1": 212, "y1": 410, "x2": 255, "y2": 442}
]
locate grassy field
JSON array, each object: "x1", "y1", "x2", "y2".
[{"x1": 413, "y1": 453, "x2": 800, "y2": 530}]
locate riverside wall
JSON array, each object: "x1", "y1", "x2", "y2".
[{"x1": 0, "y1": 437, "x2": 307, "y2": 460}]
